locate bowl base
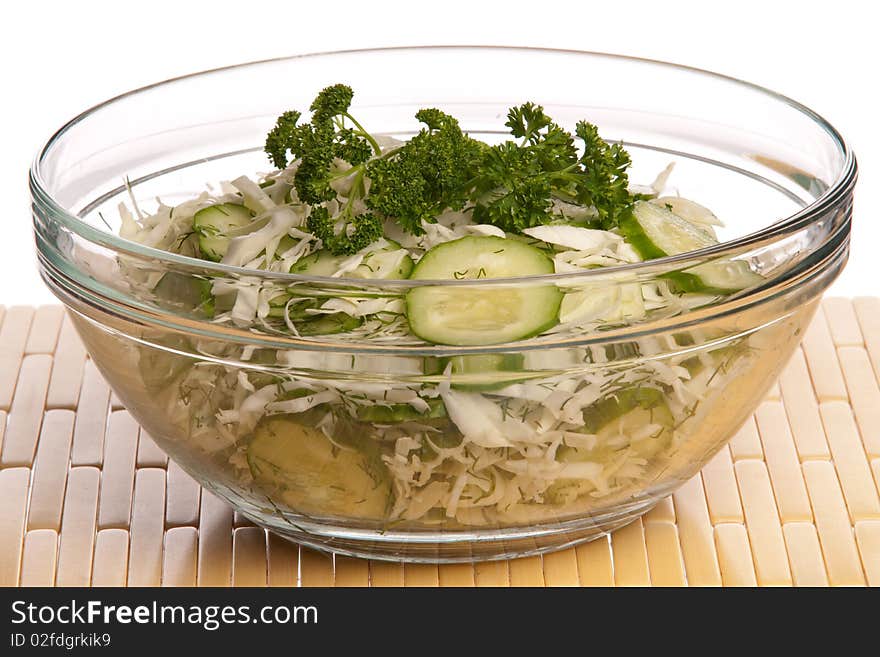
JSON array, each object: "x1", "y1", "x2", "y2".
[{"x1": 236, "y1": 498, "x2": 659, "y2": 563}]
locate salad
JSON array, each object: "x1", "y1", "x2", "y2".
[{"x1": 117, "y1": 85, "x2": 764, "y2": 526}]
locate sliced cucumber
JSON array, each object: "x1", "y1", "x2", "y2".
[
  {"x1": 357, "y1": 399, "x2": 446, "y2": 423},
  {"x1": 290, "y1": 250, "x2": 345, "y2": 276},
  {"x1": 447, "y1": 353, "x2": 526, "y2": 391},
  {"x1": 406, "y1": 236, "x2": 562, "y2": 346},
  {"x1": 421, "y1": 353, "x2": 528, "y2": 390},
  {"x1": 621, "y1": 201, "x2": 716, "y2": 260},
  {"x1": 547, "y1": 392, "x2": 674, "y2": 505},
  {"x1": 685, "y1": 260, "x2": 764, "y2": 293},
  {"x1": 620, "y1": 201, "x2": 762, "y2": 293},
  {"x1": 581, "y1": 386, "x2": 669, "y2": 434},
  {"x1": 152, "y1": 272, "x2": 214, "y2": 316},
  {"x1": 365, "y1": 247, "x2": 414, "y2": 279},
  {"x1": 296, "y1": 312, "x2": 363, "y2": 336},
  {"x1": 276, "y1": 234, "x2": 298, "y2": 256},
  {"x1": 265, "y1": 295, "x2": 363, "y2": 335},
  {"x1": 247, "y1": 416, "x2": 390, "y2": 520},
  {"x1": 291, "y1": 241, "x2": 414, "y2": 279},
  {"x1": 193, "y1": 203, "x2": 255, "y2": 261}
]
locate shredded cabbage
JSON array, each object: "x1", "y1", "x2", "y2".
[{"x1": 116, "y1": 156, "x2": 759, "y2": 526}]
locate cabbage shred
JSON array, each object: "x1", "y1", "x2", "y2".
[{"x1": 114, "y1": 90, "x2": 758, "y2": 526}]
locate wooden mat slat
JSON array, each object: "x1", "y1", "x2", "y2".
[
  {"x1": 24, "y1": 306, "x2": 64, "y2": 356},
  {"x1": 854, "y1": 297, "x2": 880, "y2": 380},
  {"x1": 55, "y1": 467, "x2": 100, "y2": 587},
  {"x1": 801, "y1": 305, "x2": 849, "y2": 401},
  {"x1": 1, "y1": 354, "x2": 52, "y2": 466},
  {"x1": 837, "y1": 347, "x2": 880, "y2": 458},
  {"x1": 823, "y1": 297, "x2": 864, "y2": 347},
  {"x1": 232, "y1": 527, "x2": 268, "y2": 586},
  {"x1": 70, "y1": 360, "x2": 110, "y2": 467},
  {"x1": 0, "y1": 306, "x2": 34, "y2": 410},
  {"x1": 610, "y1": 518, "x2": 651, "y2": 586},
  {"x1": 818, "y1": 402, "x2": 880, "y2": 521},
  {"x1": 197, "y1": 491, "x2": 232, "y2": 586},
  {"x1": 137, "y1": 429, "x2": 168, "y2": 469},
  {"x1": 714, "y1": 523, "x2": 758, "y2": 587},
  {"x1": 754, "y1": 402, "x2": 813, "y2": 523},
  {"x1": 672, "y1": 474, "x2": 722, "y2": 586},
  {"x1": 644, "y1": 496, "x2": 676, "y2": 524},
  {"x1": 574, "y1": 535, "x2": 613, "y2": 586},
  {"x1": 368, "y1": 560, "x2": 404, "y2": 587},
  {"x1": 266, "y1": 532, "x2": 298, "y2": 587},
  {"x1": 644, "y1": 521, "x2": 686, "y2": 586},
  {"x1": 734, "y1": 460, "x2": 792, "y2": 586},
  {"x1": 508, "y1": 556, "x2": 545, "y2": 587},
  {"x1": 0, "y1": 467, "x2": 30, "y2": 586},
  {"x1": 437, "y1": 561, "x2": 476, "y2": 587},
  {"x1": 855, "y1": 521, "x2": 880, "y2": 586},
  {"x1": 473, "y1": 559, "x2": 509, "y2": 587},
  {"x1": 701, "y1": 446, "x2": 744, "y2": 523},
  {"x1": 97, "y1": 410, "x2": 139, "y2": 530},
  {"x1": 782, "y1": 522, "x2": 829, "y2": 587},
  {"x1": 299, "y1": 548, "x2": 334, "y2": 587},
  {"x1": 334, "y1": 555, "x2": 370, "y2": 587},
  {"x1": 728, "y1": 416, "x2": 764, "y2": 461},
  {"x1": 802, "y1": 461, "x2": 866, "y2": 586},
  {"x1": 163, "y1": 526, "x2": 198, "y2": 587},
  {"x1": 127, "y1": 468, "x2": 166, "y2": 587},
  {"x1": 779, "y1": 349, "x2": 831, "y2": 460},
  {"x1": 165, "y1": 460, "x2": 201, "y2": 528},
  {"x1": 2, "y1": 297, "x2": 880, "y2": 587},
  {"x1": 27, "y1": 410, "x2": 74, "y2": 531},
  {"x1": 45, "y1": 317, "x2": 87, "y2": 410},
  {"x1": 20, "y1": 529, "x2": 58, "y2": 587},
  {"x1": 541, "y1": 547, "x2": 579, "y2": 587},
  {"x1": 92, "y1": 528, "x2": 130, "y2": 587}
]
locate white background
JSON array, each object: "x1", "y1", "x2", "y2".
[{"x1": 3, "y1": 0, "x2": 876, "y2": 305}]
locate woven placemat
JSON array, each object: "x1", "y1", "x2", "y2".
[{"x1": 1, "y1": 298, "x2": 879, "y2": 587}]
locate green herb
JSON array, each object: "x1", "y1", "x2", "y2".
[
  {"x1": 265, "y1": 85, "x2": 381, "y2": 255},
  {"x1": 264, "y1": 85, "x2": 638, "y2": 253},
  {"x1": 366, "y1": 108, "x2": 485, "y2": 234}
]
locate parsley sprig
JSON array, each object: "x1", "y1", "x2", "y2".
[{"x1": 265, "y1": 85, "x2": 636, "y2": 254}]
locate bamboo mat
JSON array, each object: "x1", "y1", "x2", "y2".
[{"x1": 1, "y1": 298, "x2": 879, "y2": 587}]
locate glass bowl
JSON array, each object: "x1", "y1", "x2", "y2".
[{"x1": 30, "y1": 47, "x2": 856, "y2": 562}]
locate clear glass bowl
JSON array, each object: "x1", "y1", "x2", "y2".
[{"x1": 30, "y1": 47, "x2": 856, "y2": 562}]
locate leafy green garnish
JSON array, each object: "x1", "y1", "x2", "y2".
[
  {"x1": 265, "y1": 85, "x2": 382, "y2": 255},
  {"x1": 470, "y1": 103, "x2": 634, "y2": 231},
  {"x1": 264, "y1": 85, "x2": 637, "y2": 254},
  {"x1": 366, "y1": 109, "x2": 485, "y2": 234}
]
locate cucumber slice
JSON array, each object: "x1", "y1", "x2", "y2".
[
  {"x1": 290, "y1": 250, "x2": 343, "y2": 276},
  {"x1": 620, "y1": 201, "x2": 762, "y2": 293},
  {"x1": 547, "y1": 391, "x2": 674, "y2": 505},
  {"x1": 290, "y1": 241, "x2": 414, "y2": 279},
  {"x1": 621, "y1": 201, "x2": 716, "y2": 260},
  {"x1": 276, "y1": 234, "x2": 298, "y2": 256},
  {"x1": 247, "y1": 416, "x2": 390, "y2": 520},
  {"x1": 422, "y1": 353, "x2": 528, "y2": 390},
  {"x1": 447, "y1": 353, "x2": 526, "y2": 391},
  {"x1": 364, "y1": 247, "x2": 414, "y2": 279},
  {"x1": 152, "y1": 272, "x2": 214, "y2": 316},
  {"x1": 581, "y1": 386, "x2": 669, "y2": 433},
  {"x1": 357, "y1": 398, "x2": 446, "y2": 423},
  {"x1": 685, "y1": 260, "x2": 764, "y2": 293},
  {"x1": 406, "y1": 236, "x2": 562, "y2": 346},
  {"x1": 296, "y1": 312, "x2": 363, "y2": 336},
  {"x1": 193, "y1": 203, "x2": 255, "y2": 261},
  {"x1": 265, "y1": 295, "x2": 363, "y2": 335}
]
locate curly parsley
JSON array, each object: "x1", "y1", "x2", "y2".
[{"x1": 264, "y1": 85, "x2": 637, "y2": 254}]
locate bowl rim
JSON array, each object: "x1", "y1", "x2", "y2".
[{"x1": 30, "y1": 45, "x2": 857, "y2": 288}]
